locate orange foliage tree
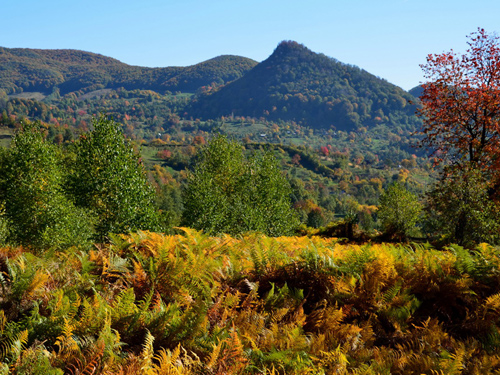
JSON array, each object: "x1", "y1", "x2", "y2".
[
  {"x1": 418, "y1": 29, "x2": 500, "y2": 245},
  {"x1": 417, "y1": 28, "x2": 500, "y2": 173}
]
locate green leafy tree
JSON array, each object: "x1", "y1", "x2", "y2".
[
  {"x1": 307, "y1": 207, "x2": 326, "y2": 229},
  {"x1": 378, "y1": 182, "x2": 422, "y2": 241},
  {"x1": 425, "y1": 166, "x2": 500, "y2": 247},
  {"x1": 0, "y1": 150, "x2": 9, "y2": 246},
  {"x1": 342, "y1": 197, "x2": 360, "y2": 239},
  {"x1": 182, "y1": 135, "x2": 298, "y2": 236},
  {"x1": 156, "y1": 183, "x2": 184, "y2": 232},
  {"x1": 68, "y1": 115, "x2": 159, "y2": 240},
  {"x1": 0, "y1": 122, "x2": 93, "y2": 249}
]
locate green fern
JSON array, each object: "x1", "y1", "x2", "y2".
[
  {"x1": 249, "y1": 238, "x2": 271, "y2": 275},
  {"x1": 0, "y1": 329, "x2": 28, "y2": 367}
]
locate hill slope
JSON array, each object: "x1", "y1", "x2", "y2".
[
  {"x1": 189, "y1": 41, "x2": 420, "y2": 130},
  {"x1": 0, "y1": 47, "x2": 258, "y2": 94},
  {"x1": 409, "y1": 85, "x2": 424, "y2": 98}
]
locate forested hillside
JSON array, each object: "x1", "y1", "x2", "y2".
[
  {"x1": 190, "y1": 41, "x2": 421, "y2": 130},
  {"x1": 0, "y1": 47, "x2": 257, "y2": 94},
  {"x1": 408, "y1": 85, "x2": 424, "y2": 98},
  {"x1": 0, "y1": 42, "x2": 422, "y2": 133},
  {"x1": 0, "y1": 42, "x2": 435, "y2": 234}
]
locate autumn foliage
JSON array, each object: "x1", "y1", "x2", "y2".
[
  {"x1": 2, "y1": 231, "x2": 500, "y2": 374},
  {"x1": 417, "y1": 29, "x2": 500, "y2": 243},
  {"x1": 418, "y1": 28, "x2": 500, "y2": 173}
]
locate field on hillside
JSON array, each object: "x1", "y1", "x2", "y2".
[
  {"x1": 0, "y1": 128, "x2": 12, "y2": 148},
  {"x1": 2, "y1": 231, "x2": 500, "y2": 374}
]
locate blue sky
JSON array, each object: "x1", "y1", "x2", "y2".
[{"x1": 2, "y1": 0, "x2": 499, "y2": 90}]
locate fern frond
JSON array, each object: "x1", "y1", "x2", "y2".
[
  {"x1": 317, "y1": 345, "x2": 349, "y2": 374},
  {"x1": 216, "y1": 328, "x2": 248, "y2": 373},
  {"x1": 67, "y1": 339, "x2": 105, "y2": 375},
  {"x1": 439, "y1": 345, "x2": 466, "y2": 375},
  {"x1": 382, "y1": 282, "x2": 402, "y2": 304},
  {"x1": 111, "y1": 288, "x2": 138, "y2": 320},
  {"x1": 0, "y1": 310, "x2": 5, "y2": 334},
  {"x1": 54, "y1": 318, "x2": 80, "y2": 362},
  {"x1": 484, "y1": 293, "x2": 500, "y2": 316},
  {"x1": 207, "y1": 340, "x2": 223, "y2": 370},
  {"x1": 131, "y1": 259, "x2": 149, "y2": 292},
  {"x1": 141, "y1": 329, "x2": 155, "y2": 371},
  {"x1": 249, "y1": 242, "x2": 270, "y2": 275},
  {"x1": 0, "y1": 328, "x2": 28, "y2": 365}
]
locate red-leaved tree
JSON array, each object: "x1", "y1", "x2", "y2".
[
  {"x1": 417, "y1": 28, "x2": 500, "y2": 173},
  {"x1": 418, "y1": 29, "x2": 500, "y2": 245}
]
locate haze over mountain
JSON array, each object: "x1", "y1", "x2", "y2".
[
  {"x1": 189, "y1": 41, "x2": 420, "y2": 130},
  {"x1": 0, "y1": 47, "x2": 258, "y2": 95}
]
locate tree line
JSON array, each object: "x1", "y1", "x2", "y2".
[
  {"x1": 0, "y1": 117, "x2": 299, "y2": 250},
  {"x1": 0, "y1": 114, "x2": 498, "y2": 251}
]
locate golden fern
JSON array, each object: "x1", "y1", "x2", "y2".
[
  {"x1": 131, "y1": 259, "x2": 149, "y2": 293},
  {"x1": 0, "y1": 311, "x2": 5, "y2": 334},
  {"x1": 438, "y1": 345, "x2": 467, "y2": 375},
  {"x1": 0, "y1": 329, "x2": 28, "y2": 364},
  {"x1": 213, "y1": 328, "x2": 248, "y2": 374},
  {"x1": 206, "y1": 340, "x2": 223, "y2": 371},
  {"x1": 316, "y1": 345, "x2": 349, "y2": 375},
  {"x1": 152, "y1": 347, "x2": 182, "y2": 375},
  {"x1": 483, "y1": 293, "x2": 500, "y2": 318},
  {"x1": 141, "y1": 329, "x2": 155, "y2": 373},
  {"x1": 53, "y1": 318, "x2": 81, "y2": 366}
]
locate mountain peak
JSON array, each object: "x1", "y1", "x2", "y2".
[
  {"x1": 271, "y1": 40, "x2": 312, "y2": 58},
  {"x1": 276, "y1": 40, "x2": 306, "y2": 50},
  {"x1": 191, "y1": 42, "x2": 418, "y2": 131}
]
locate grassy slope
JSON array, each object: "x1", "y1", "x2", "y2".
[{"x1": 0, "y1": 127, "x2": 12, "y2": 148}]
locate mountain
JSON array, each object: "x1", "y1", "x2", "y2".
[
  {"x1": 0, "y1": 47, "x2": 258, "y2": 95},
  {"x1": 1, "y1": 42, "x2": 423, "y2": 135},
  {"x1": 189, "y1": 41, "x2": 420, "y2": 131},
  {"x1": 409, "y1": 85, "x2": 424, "y2": 98}
]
